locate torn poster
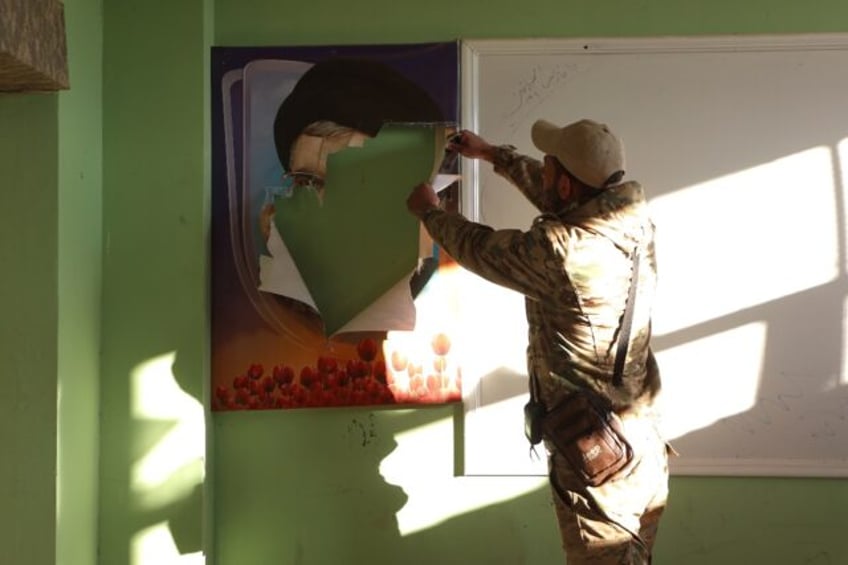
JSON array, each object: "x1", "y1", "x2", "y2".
[{"x1": 211, "y1": 42, "x2": 463, "y2": 411}]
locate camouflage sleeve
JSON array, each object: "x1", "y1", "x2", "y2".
[
  {"x1": 490, "y1": 145, "x2": 548, "y2": 212},
  {"x1": 421, "y1": 208, "x2": 553, "y2": 300}
]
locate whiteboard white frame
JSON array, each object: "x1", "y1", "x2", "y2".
[
  {"x1": 459, "y1": 34, "x2": 848, "y2": 478},
  {"x1": 460, "y1": 32, "x2": 848, "y2": 220}
]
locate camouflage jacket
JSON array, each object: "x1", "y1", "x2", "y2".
[{"x1": 422, "y1": 146, "x2": 662, "y2": 411}]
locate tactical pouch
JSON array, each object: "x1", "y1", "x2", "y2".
[{"x1": 542, "y1": 391, "x2": 632, "y2": 487}]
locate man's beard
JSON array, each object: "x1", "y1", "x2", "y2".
[{"x1": 541, "y1": 187, "x2": 579, "y2": 216}]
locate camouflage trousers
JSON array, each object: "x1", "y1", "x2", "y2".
[{"x1": 546, "y1": 412, "x2": 670, "y2": 564}]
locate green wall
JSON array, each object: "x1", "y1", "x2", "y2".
[
  {"x1": 0, "y1": 91, "x2": 59, "y2": 565},
  {"x1": 99, "y1": 0, "x2": 212, "y2": 563},
  {"x1": 0, "y1": 1, "x2": 102, "y2": 564},
  {"x1": 207, "y1": 1, "x2": 848, "y2": 564},
  {"x1": 57, "y1": 0, "x2": 103, "y2": 563},
  {"x1": 6, "y1": 1, "x2": 844, "y2": 565},
  {"x1": 214, "y1": 0, "x2": 848, "y2": 45}
]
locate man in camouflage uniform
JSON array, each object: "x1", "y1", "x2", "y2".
[{"x1": 406, "y1": 118, "x2": 670, "y2": 564}]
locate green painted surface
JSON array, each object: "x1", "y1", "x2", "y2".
[
  {"x1": 214, "y1": 0, "x2": 848, "y2": 46},
  {"x1": 660, "y1": 476, "x2": 848, "y2": 563},
  {"x1": 56, "y1": 0, "x2": 103, "y2": 564},
  {"x1": 0, "y1": 94, "x2": 59, "y2": 564},
  {"x1": 99, "y1": 1, "x2": 211, "y2": 564},
  {"x1": 214, "y1": 406, "x2": 564, "y2": 565},
  {"x1": 274, "y1": 126, "x2": 435, "y2": 335}
]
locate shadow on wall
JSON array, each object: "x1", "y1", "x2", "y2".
[
  {"x1": 653, "y1": 277, "x2": 848, "y2": 469},
  {"x1": 104, "y1": 347, "x2": 205, "y2": 562},
  {"x1": 113, "y1": 212, "x2": 848, "y2": 565},
  {"x1": 211, "y1": 403, "x2": 562, "y2": 565},
  {"x1": 118, "y1": 346, "x2": 848, "y2": 565}
]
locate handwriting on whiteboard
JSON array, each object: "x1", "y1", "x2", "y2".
[{"x1": 502, "y1": 64, "x2": 571, "y2": 133}]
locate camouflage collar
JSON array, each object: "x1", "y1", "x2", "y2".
[{"x1": 562, "y1": 181, "x2": 648, "y2": 250}]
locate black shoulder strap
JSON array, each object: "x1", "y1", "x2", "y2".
[
  {"x1": 612, "y1": 244, "x2": 641, "y2": 387},
  {"x1": 528, "y1": 361, "x2": 542, "y2": 403}
]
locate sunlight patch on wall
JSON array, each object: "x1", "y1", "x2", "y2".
[
  {"x1": 838, "y1": 137, "x2": 847, "y2": 387},
  {"x1": 650, "y1": 146, "x2": 839, "y2": 336},
  {"x1": 444, "y1": 269, "x2": 527, "y2": 418},
  {"x1": 450, "y1": 268, "x2": 528, "y2": 383},
  {"x1": 385, "y1": 263, "x2": 529, "y2": 403},
  {"x1": 655, "y1": 322, "x2": 766, "y2": 440},
  {"x1": 380, "y1": 415, "x2": 546, "y2": 536},
  {"x1": 131, "y1": 522, "x2": 204, "y2": 565},
  {"x1": 384, "y1": 262, "x2": 464, "y2": 400},
  {"x1": 463, "y1": 394, "x2": 547, "y2": 476},
  {"x1": 130, "y1": 352, "x2": 205, "y2": 509},
  {"x1": 842, "y1": 296, "x2": 848, "y2": 387},
  {"x1": 840, "y1": 137, "x2": 848, "y2": 274}
]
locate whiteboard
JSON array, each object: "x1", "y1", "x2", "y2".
[{"x1": 458, "y1": 35, "x2": 848, "y2": 477}]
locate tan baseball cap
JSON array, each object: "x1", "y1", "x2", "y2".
[{"x1": 531, "y1": 118, "x2": 625, "y2": 189}]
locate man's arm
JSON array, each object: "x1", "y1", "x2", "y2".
[
  {"x1": 448, "y1": 130, "x2": 548, "y2": 212},
  {"x1": 406, "y1": 183, "x2": 551, "y2": 299}
]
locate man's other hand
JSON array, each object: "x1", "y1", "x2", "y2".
[
  {"x1": 406, "y1": 182, "x2": 440, "y2": 220},
  {"x1": 448, "y1": 130, "x2": 495, "y2": 162}
]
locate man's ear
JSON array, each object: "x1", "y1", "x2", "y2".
[{"x1": 556, "y1": 171, "x2": 573, "y2": 202}]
